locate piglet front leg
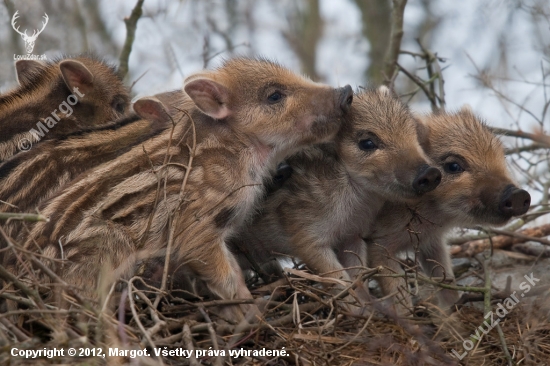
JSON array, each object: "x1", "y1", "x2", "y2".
[
  {"x1": 337, "y1": 236, "x2": 372, "y2": 308},
  {"x1": 367, "y1": 241, "x2": 414, "y2": 316},
  {"x1": 418, "y1": 237, "x2": 460, "y2": 311},
  {"x1": 185, "y1": 239, "x2": 260, "y2": 323}
]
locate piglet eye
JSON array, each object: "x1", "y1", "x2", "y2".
[
  {"x1": 267, "y1": 91, "x2": 284, "y2": 104},
  {"x1": 444, "y1": 162, "x2": 464, "y2": 174},
  {"x1": 116, "y1": 103, "x2": 125, "y2": 113},
  {"x1": 358, "y1": 139, "x2": 377, "y2": 151},
  {"x1": 112, "y1": 99, "x2": 126, "y2": 114}
]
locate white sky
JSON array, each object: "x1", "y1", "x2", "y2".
[{"x1": 0, "y1": 0, "x2": 548, "y2": 207}]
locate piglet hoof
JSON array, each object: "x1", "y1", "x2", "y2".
[
  {"x1": 219, "y1": 304, "x2": 246, "y2": 324},
  {"x1": 338, "y1": 294, "x2": 372, "y2": 317},
  {"x1": 353, "y1": 304, "x2": 373, "y2": 318},
  {"x1": 241, "y1": 303, "x2": 262, "y2": 324},
  {"x1": 437, "y1": 289, "x2": 460, "y2": 314},
  {"x1": 225, "y1": 304, "x2": 262, "y2": 348},
  {"x1": 344, "y1": 295, "x2": 374, "y2": 317},
  {"x1": 218, "y1": 303, "x2": 261, "y2": 326},
  {"x1": 378, "y1": 296, "x2": 414, "y2": 319}
]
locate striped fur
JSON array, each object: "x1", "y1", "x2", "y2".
[
  {"x1": 18, "y1": 58, "x2": 350, "y2": 319},
  {"x1": 365, "y1": 108, "x2": 530, "y2": 312},
  {"x1": 228, "y1": 87, "x2": 438, "y2": 308},
  {"x1": 0, "y1": 114, "x2": 166, "y2": 210},
  {"x1": 0, "y1": 105, "x2": 171, "y2": 245},
  {"x1": 0, "y1": 55, "x2": 130, "y2": 162}
]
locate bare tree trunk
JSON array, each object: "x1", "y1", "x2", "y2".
[
  {"x1": 354, "y1": 0, "x2": 392, "y2": 85},
  {"x1": 383, "y1": 0, "x2": 407, "y2": 86},
  {"x1": 416, "y1": 0, "x2": 441, "y2": 47},
  {"x1": 398, "y1": 0, "x2": 442, "y2": 103},
  {"x1": 82, "y1": 0, "x2": 119, "y2": 57},
  {"x1": 283, "y1": 0, "x2": 322, "y2": 81}
]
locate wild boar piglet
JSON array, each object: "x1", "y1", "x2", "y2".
[
  {"x1": 0, "y1": 56, "x2": 130, "y2": 161},
  {"x1": 21, "y1": 58, "x2": 352, "y2": 320},
  {"x1": 365, "y1": 107, "x2": 531, "y2": 312},
  {"x1": 0, "y1": 97, "x2": 170, "y2": 249},
  {"x1": 230, "y1": 86, "x2": 441, "y2": 300}
]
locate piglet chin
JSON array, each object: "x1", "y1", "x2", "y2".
[{"x1": 308, "y1": 115, "x2": 341, "y2": 142}]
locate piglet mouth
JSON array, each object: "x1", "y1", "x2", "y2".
[
  {"x1": 471, "y1": 210, "x2": 512, "y2": 226},
  {"x1": 308, "y1": 115, "x2": 340, "y2": 141},
  {"x1": 469, "y1": 206, "x2": 521, "y2": 226},
  {"x1": 474, "y1": 186, "x2": 531, "y2": 224},
  {"x1": 303, "y1": 85, "x2": 353, "y2": 140},
  {"x1": 381, "y1": 181, "x2": 426, "y2": 202}
]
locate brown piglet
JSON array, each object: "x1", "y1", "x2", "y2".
[
  {"x1": 229, "y1": 86, "x2": 441, "y2": 307},
  {"x1": 20, "y1": 58, "x2": 352, "y2": 320},
  {"x1": 365, "y1": 107, "x2": 531, "y2": 313},
  {"x1": 0, "y1": 98, "x2": 171, "y2": 246},
  {"x1": 0, "y1": 56, "x2": 130, "y2": 161}
]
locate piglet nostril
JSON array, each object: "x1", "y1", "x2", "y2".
[
  {"x1": 412, "y1": 166, "x2": 442, "y2": 194},
  {"x1": 499, "y1": 187, "x2": 531, "y2": 217}
]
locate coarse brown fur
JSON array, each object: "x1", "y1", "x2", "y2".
[
  {"x1": 18, "y1": 58, "x2": 351, "y2": 319},
  {"x1": 153, "y1": 89, "x2": 186, "y2": 116},
  {"x1": 0, "y1": 99, "x2": 171, "y2": 246},
  {"x1": 365, "y1": 108, "x2": 531, "y2": 313},
  {"x1": 229, "y1": 87, "x2": 440, "y2": 304},
  {"x1": 0, "y1": 55, "x2": 130, "y2": 161}
]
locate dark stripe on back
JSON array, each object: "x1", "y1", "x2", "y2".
[{"x1": 56, "y1": 113, "x2": 142, "y2": 140}]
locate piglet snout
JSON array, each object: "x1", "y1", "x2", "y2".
[
  {"x1": 499, "y1": 185, "x2": 531, "y2": 217},
  {"x1": 412, "y1": 165, "x2": 442, "y2": 194},
  {"x1": 337, "y1": 85, "x2": 353, "y2": 114}
]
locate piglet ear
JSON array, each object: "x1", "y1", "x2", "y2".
[
  {"x1": 59, "y1": 60, "x2": 94, "y2": 95},
  {"x1": 133, "y1": 97, "x2": 169, "y2": 122},
  {"x1": 377, "y1": 85, "x2": 393, "y2": 97},
  {"x1": 184, "y1": 74, "x2": 231, "y2": 120},
  {"x1": 15, "y1": 60, "x2": 44, "y2": 85},
  {"x1": 460, "y1": 104, "x2": 474, "y2": 114}
]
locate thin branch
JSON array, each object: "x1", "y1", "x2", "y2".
[
  {"x1": 396, "y1": 61, "x2": 439, "y2": 111},
  {"x1": 505, "y1": 143, "x2": 547, "y2": 155},
  {"x1": 450, "y1": 223, "x2": 550, "y2": 257},
  {"x1": 383, "y1": 0, "x2": 408, "y2": 86},
  {"x1": 490, "y1": 126, "x2": 550, "y2": 147},
  {"x1": 0, "y1": 212, "x2": 49, "y2": 222},
  {"x1": 118, "y1": 0, "x2": 145, "y2": 79},
  {"x1": 418, "y1": 40, "x2": 446, "y2": 110},
  {"x1": 128, "y1": 277, "x2": 164, "y2": 366}
]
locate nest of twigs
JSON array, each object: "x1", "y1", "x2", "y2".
[{"x1": 1, "y1": 244, "x2": 550, "y2": 366}]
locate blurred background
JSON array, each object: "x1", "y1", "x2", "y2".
[{"x1": 1, "y1": 0, "x2": 549, "y2": 208}]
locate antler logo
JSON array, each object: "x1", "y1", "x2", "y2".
[{"x1": 11, "y1": 11, "x2": 49, "y2": 54}]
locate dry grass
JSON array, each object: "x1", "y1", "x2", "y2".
[{"x1": 1, "y1": 243, "x2": 549, "y2": 366}]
